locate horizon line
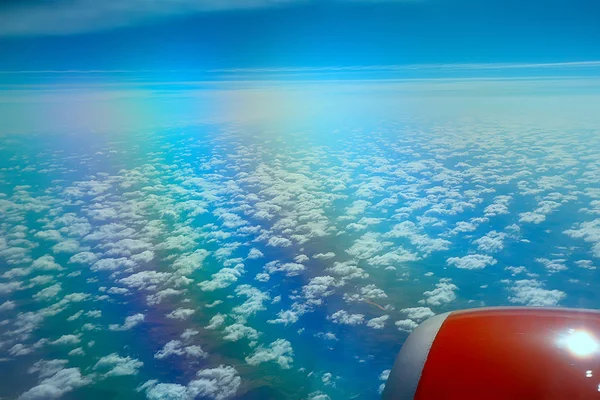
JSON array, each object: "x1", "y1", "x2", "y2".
[{"x1": 1, "y1": 61, "x2": 600, "y2": 75}]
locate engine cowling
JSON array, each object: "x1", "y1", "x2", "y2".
[{"x1": 382, "y1": 307, "x2": 600, "y2": 399}]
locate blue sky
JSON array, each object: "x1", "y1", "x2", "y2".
[{"x1": 0, "y1": 0, "x2": 599, "y2": 72}]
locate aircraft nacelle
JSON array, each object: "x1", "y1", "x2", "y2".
[{"x1": 383, "y1": 307, "x2": 600, "y2": 399}]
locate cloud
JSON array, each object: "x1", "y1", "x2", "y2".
[
  {"x1": 19, "y1": 368, "x2": 91, "y2": 400},
  {"x1": 154, "y1": 340, "x2": 207, "y2": 359},
  {"x1": 206, "y1": 314, "x2": 226, "y2": 330},
  {"x1": 564, "y1": 219, "x2": 600, "y2": 258},
  {"x1": 0, "y1": 300, "x2": 16, "y2": 311},
  {"x1": 223, "y1": 323, "x2": 260, "y2": 342},
  {"x1": 94, "y1": 353, "x2": 143, "y2": 376},
  {"x1": 187, "y1": 365, "x2": 241, "y2": 400},
  {"x1": 109, "y1": 313, "x2": 145, "y2": 331},
  {"x1": 395, "y1": 319, "x2": 419, "y2": 332},
  {"x1": 367, "y1": 315, "x2": 389, "y2": 329},
  {"x1": 245, "y1": 339, "x2": 294, "y2": 369},
  {"x1": 141, "y1": 365, "x2": 240, "y2": 400},
  {"x1": 447, "y1": 254, "x2": 497, "y2": 270},
  {"x1": 198, "y1": 264, "x2": 244, "y2": 291},
  {"x1": 28, "y1": 359, "x2": 68, "y2": 379},
  {"x1": 535, "y1": 258, "x2": 568, "y2": 273},
  {"x1": 328, "y1": 310, "x2": 364, "y2": 325},
  {"x1": 67, "y1": 251, "x2": 99, "y2": 265},
  {"x1": 31, "y1": 255, "x2": 64, "y2": 271},
  {"x1": 51, "y1": 334, "x2": 81, "y2": 346},
  {"x1": 509, "y1": 279, "x2": 566, "y2": 306},
  {"x1": 313, "y1": 252, "x2": 336, "y2": 260},
  {"x1": 302, "y1": 276, "x2": 337, "y2": 300},
  {"x1": 421, "y1": 278, "x2": 458, "y2": 306},
  {"x1": 472, "y1": 231, "x2": 506, "y2": 253},
  {"x1": 33, "y1": 283, "x2": 62, "y2": 301},
  {"x1": 142, "y1": 383, "x2": 188, "y2": 400},
  {"x1": 166, "y1": 308, "x2": 196, "y2": 320},
  {"x1": 91, "y1": 257, "x2": 137, "y2": 272},
  {"x1": 400, "y1": 307, "x2": 434, "y2": 321},
  {"x1": 519, "y1": 212, "x2": 546, "y2": 224}
]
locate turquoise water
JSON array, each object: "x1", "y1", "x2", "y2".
[{"x1": 1, "y1": 87, "x2": 600, "y2": 399}]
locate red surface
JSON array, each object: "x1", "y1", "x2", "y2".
[{"x1": 415, "y1": 308, "x2": 600, "y2": 399}]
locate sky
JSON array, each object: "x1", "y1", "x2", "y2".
[{"x1": 0, "y1": 0, "x2": 599, "y2": 72}]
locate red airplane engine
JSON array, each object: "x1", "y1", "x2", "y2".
[{"x1": 382, "y1": 307, "x2": 600, "y2": 399}]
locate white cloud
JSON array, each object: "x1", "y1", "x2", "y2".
[
  {"x1": 146, "y1": 288, "x2": 184, "y2": 305},
  {"x1": 109, "y1": 313, "x2": 145, "y2": 331},
  {"x1": 10, "y1": 343, "x2": 33, "y2": 356},
  {"x1": 154, "y1": 340, "x2": 207, "y2": 359},
  {"x1": 52, "y1": 239, "x2": 82, "y2": 254},
  {"x1": 264, "y1": 262, "x2": 306, "y2": 277},
  {"x1": 131, "y1": 250, "x2": 155, "y2": 264},
  {"x1": 247, "y1": 248, "x2": 264, "y2": 259},
  {"x1": 34, "y1": 283, "x2": 62, "y2": 301},
  {"x1": 0, "y1": 300, "x2": 16, "y2": 311},
  {"x1": 267, "y1": 309, "x2": 301, "y2": 325},
  {"x1": 400, "y1": 307, "x2": 434, "y2": 321},
  {"x1": 246, "y1": 339, "x2": 294, "y2": 369},
  {"x1": 94, "y1": 353, "x2": 143, "y2": 376},
  {"x1": 395, "y1": 319, "x2": 419, "y2": 332},
  {"x1": 518, "y1": 212, "x2": 546, "y2": 224},
  {"x1": 359, "y1": 284, "x2": 387, "y2": 299},
  {"x1": 255, "y1": 272, "x2": 270, "y2": 282},
  {"x1": 206, "y1": 314, "x2": 226, "y2": 330},
  {"x1": 564, "y1": 219, "x2": 600, "y2": 258},
  {"x1": 51, "y1": 334, "x2": 81, "y2": 346},
  {"x1": 143, "y1": 383, "x2": 188, "y2": 400},
  {"x1": 0, "y1": 281, "x2": 23, "y2": 295},
  {"x1": 68, "y1": 347, "x2": 85, "y2": 356},
  {"x1": 141, "y1": 365, "x2": 240, "y2": 400},
  {"x1": 223, "y1": 323, "x2": 260, "y2": 342},
  {"x1": 198, "y1": 264, "x2": 244, "y2": 291},
  {"x1": 102, "y1": 238, "x2": 153, "y2": 257},
  {"x1": 232, "y1": 285, "x2": 270, "y2": 319},
  {"x1": 535, "y1": 258, "x2": 568, "y2": 273},
  {"x1": 166, "y1": 308, "x2": 195, "y2": 320},
  {"x1": 91, "y1": 257, "x2": 136, "y2": 272},
  {"x1": 367, "y1": 315, "x2": 389, "y2": 329},
  {"x1": 378, "y1": 369, "x2": 391, "y2": 394},
  {"x1": 509, "y1": 279, "x2": 566, "y2": 306},
  {"x1": 447, "y1": 254, "x2": 497, "y2": 270},
  {"x1": 421, "y1": 278, "x2": 458, "y2": 306},
  {"x1": 267, "y1": 236, "x2": 293, "y2": 248},
  {"x1": 385, "y1": 221, "x2": 450, "y2": 254},
  {"x1": 187, "y1": 365, "x2": 241, "y2": 400},
  {"x1": 326, "y1": 261, "x2": 369, "y2": 280},
  {"x1": 172, "y1": 249, "x2": 210, "y2": 276},
  {"x1": 505, "y1": 266, "x2": 527, "y2": 276},
  {"x1": 181, "y1": 329, "x2": 199, "y2": 341},
  {"x1": 34, "y1": 230, "x2": 63, "y2": 242},
  {"x1": 28, "y1": 359, "x2": 68, "y2": 379},
  {"x1": 576, "y1": 260, "x2": 596, "y2": 270},
  {"x1": 347, "y1": 232, "x2": 389, "y2": 260},
  {"x1": 31, "y1": 255, "x2": 64, "y2": 271},
  {"x1": 68, "y1": 251, "x2": 99, "y2": 265},
  {"x1": 309, "y1": 394, "x2": 332, "y2": 400},
  {"x1": 328, "y1": 310, "x2": 364, "y2": 325},
  {"x1": 119, "y1": 271, "x2": 171, "y2": 290},
  {"x1": 313, "y1": 252, "x2": 336, "y2": 260},
  {"x1": 302, "y1": 276, "x2": 337, "y2": 300},
  {"x1": 473, "y1": 231, "x2": 506, "y2": 253},
  {"x1": 18, "y1": 368, "x2": 90, "y2": 399}
]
